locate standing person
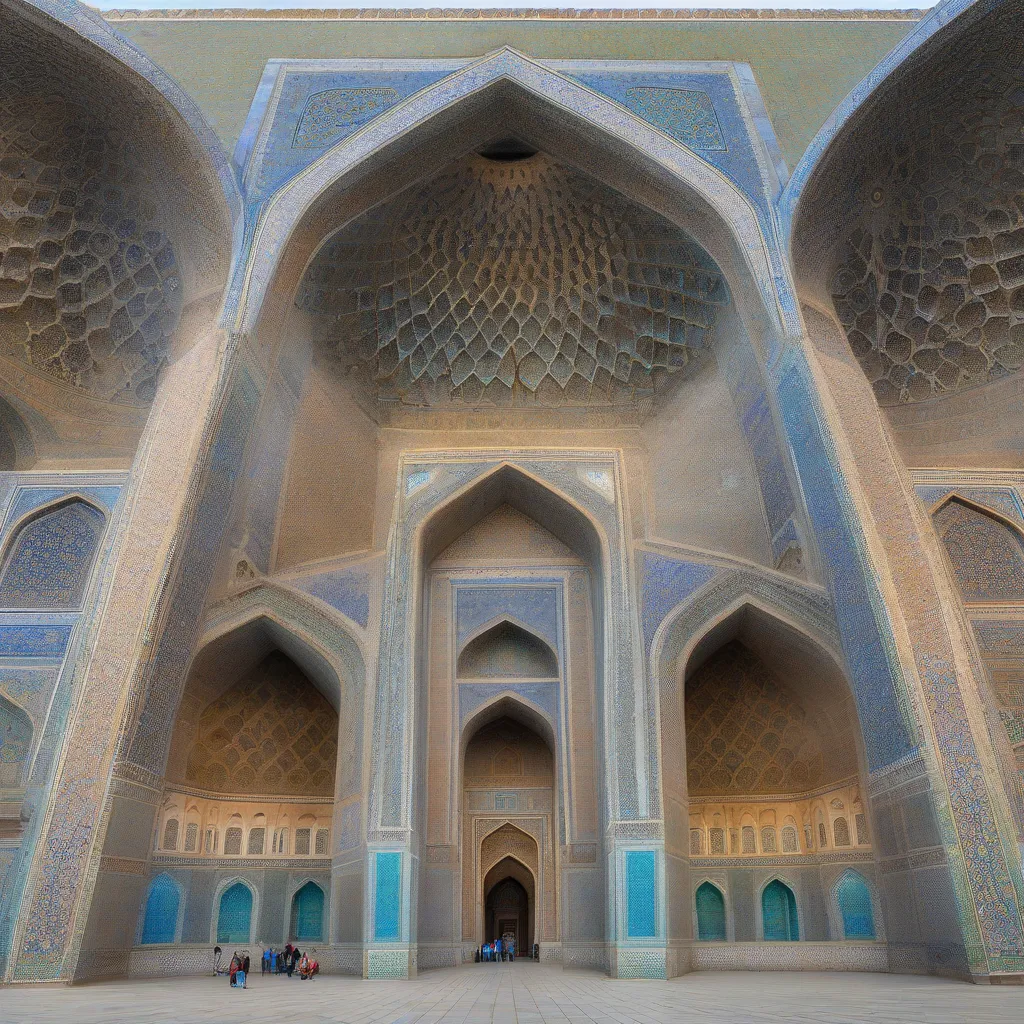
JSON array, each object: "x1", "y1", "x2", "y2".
[
  {"x1": 508, "y1": 936, "x2": 515, "y2": 962},
  {"x1": 262, "y1": 947, "x2": 270, "y2": 975},
  {"x1": 229, "y1": 952, "x2": 239, "y2": 987},
  {"x1": 494, "y1": 936, "x2": 502, "y2": 963}
]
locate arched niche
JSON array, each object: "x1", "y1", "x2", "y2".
[
  {"x1": 0, "y1": 496, "x2": 105, "y2": 610},
  {"x1": 246, "y1": 54, "x2": 797, "y2": 574},
  {"x1": 483, "y1": 864, "x2": 533, "y2": 952},
  {"x1": 931, "y1": 495, "x2": 1024, "y2": 604},
  {"x1": 457, "y1": 619, "x2": 560, "y2": 681},
  {"x1": 659, "y1": 595, "x2": 871, "y2": 945},
  {"x1": 0, "y1": 0, "x2": 238, "y2": 463},
  {"x1": 240, "y1": 51, "x2": 785, "y2": 345},
  {"x1": 166, "y1": 613, "x2": 343, "y2": 799},
  {"x1": 0, "y1": 693, "x2": 33, "y2": 789}
]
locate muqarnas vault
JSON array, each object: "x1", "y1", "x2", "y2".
[{"x1": 0, "y1": 0, "x2": 1023, "y2": 988}]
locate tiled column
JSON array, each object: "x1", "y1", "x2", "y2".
[
  {"x1": 768, "y1": 304, "x2": 1024, "y2": 980},
  {"x1": 4, "y1": 326, "x2": 246, "y2": 983}
]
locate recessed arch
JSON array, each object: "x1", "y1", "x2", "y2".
[
  {"x1": 0, "y1": 496, "x2": 106, "y2": 611},
  {"x1": 760, "y1": 877, "x2": 800, "y2": 942},
  {"x1": 459, "y1": 693, "x2": 558, "y2": 767},
  {"x1": 138, "y1": 873, "x2": 183, "y2": 946},
  {"x1": 832, "y1": 869, "x2": 877, "y2": 941},
  {"x1": 694, "y1": 880, "x2": 728, "y2": 942},
  {"x1": 0, "y1": 693, "x2": 33, "y2": 789},
  {"x1": 213, "y1": 878, "x2": 258, "y2": 946},
  {"x1": 235, "y1": 48, "x2": 788, "y2": 342},
  {"x1": 289, "y1": 879, "x2": 326, "y2": 943},
  {"x1": 456, "y1": 617, "x2": 559, "y2": 681},
  {"x1": 930, "y1": 495, "x2": 1024, "y2": 604}
]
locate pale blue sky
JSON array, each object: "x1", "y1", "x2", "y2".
[{"x1": 94, "y1": 1, "x2": 935, "y2": 11}]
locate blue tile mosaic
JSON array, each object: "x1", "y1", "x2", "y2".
[
  {"x1": 292, "y1": 568, "x2": 370, "y2": 629},
  {"x1": 0, "y1": 626, "x2": 72, "y2": 659},
  {"x1": 625, "y1": 849, "x2": 657, "y2": 939},
  {"x1": 140, "y1": 875, "x2": 179, "y2": 945},
  {"x1": 639, "y1": 552, "x2": 718, "y2": 657},
  {"x1": 776, "y1": 356, "x2": 914, "y2": 771},
  {"x1": 455, "y1": 584, "x2": 561, "y2": 651},
  {"x1": 374, "y1": 851, "x2": 401, "y2": 941}
]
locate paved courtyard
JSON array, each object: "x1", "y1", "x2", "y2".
[{"x1": 1, "y1": 962, "x2": 1020, "y2": 1024}]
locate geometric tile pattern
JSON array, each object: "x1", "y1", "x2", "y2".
[
  {"x1": 685, "y1": 642, "x2": 840, "y2": 796},
  {"x1": 932, "y1": 498, "x2": 1024, "y2": 603},
  {"x1": 0, "y1": 500, "x2": 104, "y2": 609},
  {"x1": 297, "y1": 153, "x2": 727, "y2": 408},
  {"x1": 184, "y1": 653, "x2": 338, "y2": 797},
  {"x1": 622, "y1": 88, "x2": 726, "y2": 152}
]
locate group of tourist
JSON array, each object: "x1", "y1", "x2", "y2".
[
  {"x1": 260, "y1": 944, "x2": 320, "y2": 980},
  {"x1": 481, "y1": 936, "x2": 515, "y2": 961}
]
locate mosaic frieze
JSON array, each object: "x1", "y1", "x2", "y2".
[
  {"x1": 181, "y1": 652, "x2": 338, "y2": 797},
  {"x1": 622, "y1": 88, "x2": 726, "y2": 152},
  {"x1": 829, "y1": 18, "x2": 1024, "y2": 404},
  {"x1": 293, "y1": 87, "x2": 400, "y2": 149},
  {"x1": 297, "y1": 153, "x2": 727, "y2": 409},
  {"x1": 0, "y1": 78, "x2": 181, "y2": 404}
]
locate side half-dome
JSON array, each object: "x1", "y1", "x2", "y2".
[{"x1": 0, "y1": 0, "x2": 238, "y2": 464}]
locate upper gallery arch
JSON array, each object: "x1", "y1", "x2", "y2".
[
  {"x1": 230, "y1": 48, "x2": 793, "y2": 342},
  {"x1": 0, "y1": 0, "x2": 240, "y2": 458},
  {"x1": 787, "y1": 0, "x2": 1024, "y2": 408}
]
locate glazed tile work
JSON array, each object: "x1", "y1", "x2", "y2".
[{"x1": 1, "y1": 0, "x2": 1024, "y2": 997}]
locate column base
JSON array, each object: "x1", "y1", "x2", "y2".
[
  {"x1": 364, "y1": 945, "x2": 417, "y2": 979},
  {"x1": 609, "y1": 944, "x2": 667, "y2": 979}
]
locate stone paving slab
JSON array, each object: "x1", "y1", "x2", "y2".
[{"x1": 1, "y1": 962, "x2": 1019, "y2": 1024}]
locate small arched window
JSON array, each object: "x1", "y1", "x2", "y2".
[
  {"x1": 247, "y1": 827, "x2": 265, "y2": 855},
  {"x1": 818, "y1": 820, "x2": 828, "y2": 849},
  {"x1": 833, "y1": 817, "x2": 851, "y2": 847},
  {"x1": 741, "y1": 826, "x2": 756, "y2": 854},
  {"x1": 709, "y1": 828, "x2": 725, "y2": 855},
  {"x1": 184, "y1": 822, "x2": 198, "y2": 852},
  {"x1": 781, "y1": 826, "x2": 799, "y2": 853},
  {"x1": 315, "y1": 828, "x2": 329, "y2": 856},
  {"x1": 695, "y1": 882, "x2": 726, "y2": 941},
  {"x1": 161, "y1": 818, "x2": 179, "y2": 851},
  {"x1": 760, "y1": 826, "x2": 777, "y2": 853},
  {"x1": 836, "y1": 870, "x2": 876, "y2": 939},
  {"x1": 204, "y1": 828, "x2": 218, "y2": 854},
  {"x1": 0, "y1": 499, "x2": 105, "y2": 609},
  {"x1": 295, "y1": 828, "x2": 311, "y2": 855},
  {"x1": 224, "y1": 827, "x2": 243, "y2": 856},
  {"x1": 689, "y1": 829, "x2": 703, "y2": 855}
]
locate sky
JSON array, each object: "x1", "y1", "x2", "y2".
[{"x1": 93, "y1": 1, "x2": 935, "y2": 11}]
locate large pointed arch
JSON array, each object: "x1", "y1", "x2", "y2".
[{"x1": 232, "y1": 47, "x2": 791, "y2": 340}]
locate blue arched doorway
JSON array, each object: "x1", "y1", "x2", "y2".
[
  {"x1": 762, "y1": 879, "x2": 799, "y2": 941},
  {"x1": 140, "y1": 874, "x2": 180, "y2": 944},
  {"x1": 836, "y1": 871, "x2": 876, "y2": 939},
  {"x1": 217, "y1": 882, "x2": 253, "y2": 943},
  {"x1": 695, "y1": 882, "x2": 726, "y2": 941},
  {"x1": 290, "y1": 881, "x2": 325, "y2": 942}
]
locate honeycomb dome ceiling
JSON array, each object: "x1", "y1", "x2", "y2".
[
  {"x1": 0, "y1": 72, "x2": 182, "y2": 406},
  {"x1": 824, "y1": 5, "x2": 1024, "y2": 406},
  {"x1": 297, "y1": 151, "x2": 728, "y2": 409}
]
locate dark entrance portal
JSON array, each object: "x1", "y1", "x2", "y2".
[{"x1": 484, "y1": 876, "x2": 530, "y2": 951}]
